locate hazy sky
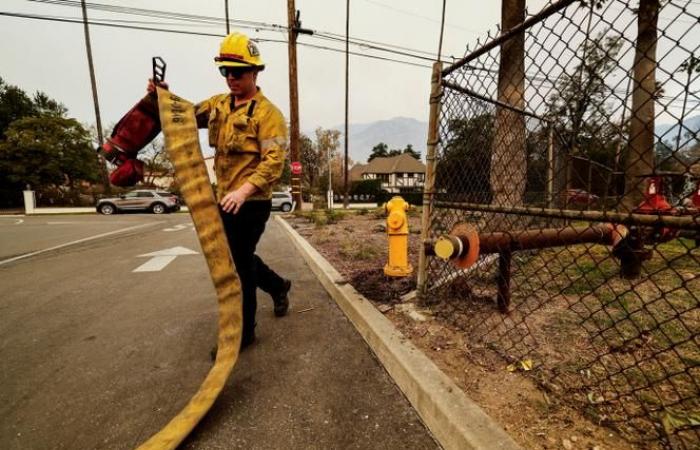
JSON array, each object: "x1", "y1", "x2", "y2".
[
  {"x1": 2, "y1": 0, "x2": 697, "y2": 140},
  {"x1": 0, "y1": 0, "x2": 539, "y2": 132}
]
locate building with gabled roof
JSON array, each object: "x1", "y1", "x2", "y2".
[{"x1": 350, "y1": 153, "x2": 425, "y2": 193}]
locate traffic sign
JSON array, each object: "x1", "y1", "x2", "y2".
[{"x1": 291, "y1": 161, "x2": 302, "y2": 175}]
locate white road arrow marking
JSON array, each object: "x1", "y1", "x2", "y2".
[{"x1": 133, "y1": 246, "x2": 198, "y2": 272}]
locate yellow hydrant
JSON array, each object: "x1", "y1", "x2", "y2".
[{"x1": 384, "y1": 196, "x2": 413, "y2": 277}]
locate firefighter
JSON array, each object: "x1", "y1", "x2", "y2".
[{"x1": 149, "y1": 32, "x2": 291, "y2": 350}]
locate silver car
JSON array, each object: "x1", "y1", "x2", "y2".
[
  {"x1": 96, "y1": 190, "x2": 180, "y2": 215},
  {"x1": 271, "y1": 192, "x2": 293, "y2": 212}
]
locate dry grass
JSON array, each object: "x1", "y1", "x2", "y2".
[{"x1": 288, "y1": 211, "x2": 700, "y2": 449}]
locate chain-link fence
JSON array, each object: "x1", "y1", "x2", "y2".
[{"x1": 418, "y1": 0, "x2": 699, "y2": 448}]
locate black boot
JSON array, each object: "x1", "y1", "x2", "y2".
[{"x1": 273, "y1": 279, "x2": 291, "y2": 317}]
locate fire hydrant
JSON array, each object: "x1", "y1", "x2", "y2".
[{"x1": 383, "y1": 196, "x2": 413, "y2": 277}]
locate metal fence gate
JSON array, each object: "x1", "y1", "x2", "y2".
[{"x1": 417, "y1": 0, "x2": 699, "y2": 448}]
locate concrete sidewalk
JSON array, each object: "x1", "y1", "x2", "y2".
[{"x1": 182, "y1": 219, "x2": 438, "y2": 449}]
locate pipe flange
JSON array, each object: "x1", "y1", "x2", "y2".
[{"x1": 451, "y1": 223, "x2": 480, "y2": 269}]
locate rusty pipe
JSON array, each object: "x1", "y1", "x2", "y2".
[
  {"x1": 479, "y1": 224, "x2": 624, "y2": 253},
  {"x1": 431, "y1": 223, "x2": 626, "y2": 264}
]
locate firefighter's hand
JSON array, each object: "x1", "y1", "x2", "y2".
[
  {"x1": 220, "y1": 183, "x2": 257, "y2": 214},
  {"x1": 220, "y1": 189, "x2": 247, "y2": 214},
  {"x1": 147, "y1": 78, "x2": 169, "y2": 94}
]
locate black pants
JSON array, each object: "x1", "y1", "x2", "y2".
[{"x1": 220, "y1": 200, "x2": 285, "y2": 340}]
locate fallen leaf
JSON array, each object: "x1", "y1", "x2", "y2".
[
  {"x1": 661, "y1": 409, "x2": 700, "y2": 434},
  {"x1": 587, "y1": 392, "x2": 605, "y2": 404},
  {"x1": 520, "y1": 359, "x2": 533, "y2": 371},
  {"x1": 506, "y1": 359, "x2": 534, "y2": 372},
  {"x1": 377, "y1": 304, "x2": 393, "y2": 313}
]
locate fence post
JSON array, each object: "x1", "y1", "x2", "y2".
[
  {"x1": 417, "y1": 62, "x2": 442, "y2": 301},
  {"x1": 546, "y1": 125, "x2": 555, "y2": 209},
  {"x1": 23, "y1": 189, "x2": 35, "y2": 215}
]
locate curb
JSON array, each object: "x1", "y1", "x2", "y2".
[{"x1": 275, "y1": 215, "x2": 522, "y2": 450}]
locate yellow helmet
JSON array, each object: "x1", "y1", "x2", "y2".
[{"x1": 215, "y1": 32, "x2": 265, "y2": 71}]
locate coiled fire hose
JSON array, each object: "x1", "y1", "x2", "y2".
[{"x1": 135, "y1": 86, "x2": 243, "y2": 449}]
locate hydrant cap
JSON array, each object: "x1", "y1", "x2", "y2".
[
  {"x1": 387, "y1": 210, "x2": 404, "y2": 229},
  {"x1": 434, "y1": 236, "x2": 456, "y2": 260}
]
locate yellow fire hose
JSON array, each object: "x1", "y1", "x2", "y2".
[{"x1": 136, "y1": 87, "x2": 243, "y2": 449}]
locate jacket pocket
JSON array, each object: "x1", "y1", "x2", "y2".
[
  {"x1": 225, "y1": 116, "x2": 259, "y2": 154},
  {"x1": 207, "y1": 107, "x2": 221, "y2": 148}
]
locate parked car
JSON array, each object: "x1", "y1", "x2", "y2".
[
  {"x1": 96, "y1": 190, "x2": 181, "y2": 215},
  {"x1": 271, "y1": 191, "x2": 293, "y2": 212}
]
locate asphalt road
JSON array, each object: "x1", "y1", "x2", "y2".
[{"x1": 0, "y1": 213, "x2": 438, "y2": 450}]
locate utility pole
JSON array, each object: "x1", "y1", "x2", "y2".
[
  {"x1": 328, "y1": 146, "x2": 333, "y2": 210},
  {"x1": 343, "y1": 0, "x2": 350, "y2": 208},
  {"x1": 225, "y1": 0, "x2": 230, "y2": 34},
  {"x1": 286, "y1": 2, "x2": 312, "y2": 211},
  {"x1": 80, "y1": 0, "x2": 110, "y2": 194}
]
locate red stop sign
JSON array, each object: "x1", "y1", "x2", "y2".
[{"x1": 290, "y1": 161, "x2": 302, "y2": 175}]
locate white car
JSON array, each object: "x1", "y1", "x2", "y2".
[
  {"x1": 271, "y1": 192, "x2": 293, "y2": 212},
  {"x1": 96, "y1": 190, "x2": 180, "y2": 215}
]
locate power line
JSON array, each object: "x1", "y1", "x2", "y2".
[
  {"x1": 26, "y1": 0, "x2": 452, "y2": 61},
  {"x1": 359, "y1": 0, "x2": 480, "y2": 34},
  {"x1": 5, "y1": 10, "x2": 693, "y2": 102},
  {"x1": 0, "y1": 11, "x2": 432, "y2": 69}
]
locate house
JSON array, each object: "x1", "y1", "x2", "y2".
[{"x1": 351, "y1": 153, "x2": 425, "y2": 193}]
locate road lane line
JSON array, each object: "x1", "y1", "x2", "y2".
[
  {"x1": 162, "y1": 224, "x2": 188, "y2": 232},
  {"x1": 0, "y1": 222, "x2": 160, "y2": 266}
]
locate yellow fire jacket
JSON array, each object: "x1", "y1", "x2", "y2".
[{"x1": 195, "y1": 88, "x2": 288, "y2": 201}]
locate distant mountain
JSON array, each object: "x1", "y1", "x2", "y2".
[
  {"x1": 305, "y1": 117, "x2": 428, "y2": 165},
  {"x1": 297, "y1": 115, "x2": 698, "y2": 166},
  {"x1": 656, "y1": 115, "x2": 700, "y2": 147}
]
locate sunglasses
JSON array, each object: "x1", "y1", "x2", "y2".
[{"x1": 219, "y1": 66, "x2": 255, "y2": 78}]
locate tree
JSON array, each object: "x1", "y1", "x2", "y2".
[
  {"x1": 0, "y1": 77, "x2": 36, "y2": 139},
  {"x1": 436, "y1": 115, "x2": 494, "y2": 203},
  {"x1": 315, "y1": 127, "x2": 342, "y2": 193},
  {"x1": 33, "y1": 92, "x2": 68, "y2": 117},
  {"x1": 368, "y1": 142, "x2": 389, "y2": 161},
  {"x1": 490, "y1": 0, "x2": 527, "y2": 211},
  {"x1": 350, "y1": 178, "x2": 381, "y2": 196},
  {"x1": 141, "y1": 139, "x2": 174, "y2": 188},
  {"x1": 299, "y1": 133, "x2": 318, "y2": 191},
  {"x1": 548, "y1": 33, "x2": 623, "y2": 169},
  {"x1": 402, "y1": 144, "x2": 421, "y2": 160},
  {"x1": 622, "y1": 0, "x2": 659, "y2": 212},
  {"x1": 546, "y1": 32, "x2": 625, "y2": 198},
  {"x1": 0, "y1": 115, "x2": 101, "y2": 190}
]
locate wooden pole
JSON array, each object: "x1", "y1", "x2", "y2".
[
  {"x1": 81, "y1": 0, "x2": 110, "y2": 194},
  {"x1": 343, "y1": 0, "x2": 350, "y2": 208},
  {"x1": 287, "y1": 0, "x2": 302, "y2": 210},
  {"x1": 417, "y1": 62, "x2": 442, "y2": 300},
  {"x1": 225, "y1": 0, "x2": 230, "y2": 34},
  {"x1": 546, "y1": 125, "x2": 554, "y2": 209}
]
